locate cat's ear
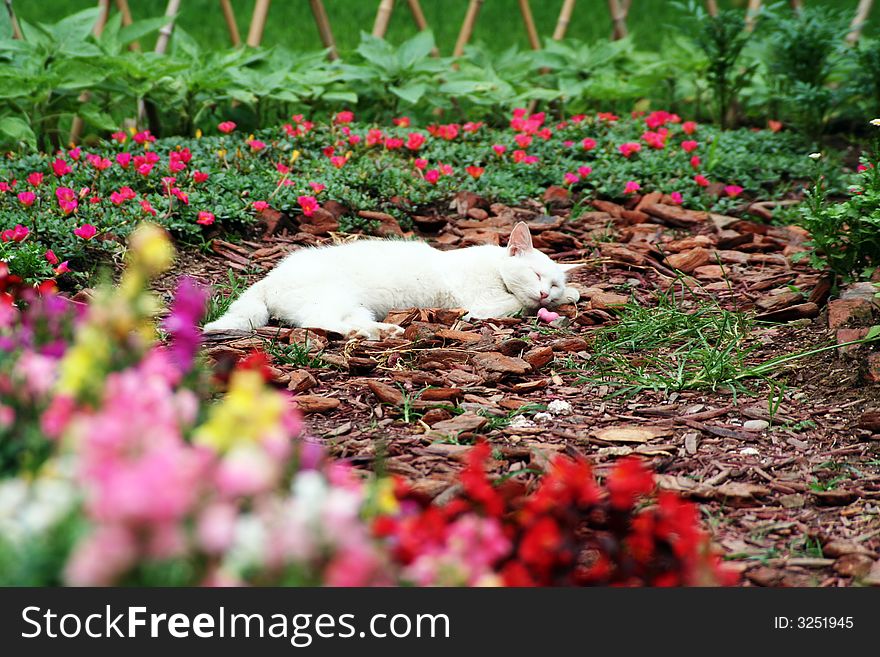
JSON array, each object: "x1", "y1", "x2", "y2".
[{"x1": 507, "y1": 222, "x2": 533, "y2": 256}]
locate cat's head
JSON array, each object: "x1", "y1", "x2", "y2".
[{"x1": 499, "y1": 222, "x2": 579, "y2": 310}]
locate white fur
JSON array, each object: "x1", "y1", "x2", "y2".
[{"x1": 203, "y1": 222, "x2": 581, "y2": 339}]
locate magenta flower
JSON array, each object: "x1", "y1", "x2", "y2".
[
  {"x1": 1, "y1": 224, "x2": 29, "y2": 242},
  {"x1": 724, "y1": 185, "x2": 743, "y2": 198},
  {"x1": 424, "y1": 169, "x2": 440, "y2": 184},
  {"x1": 581, "y1": 138, "x2": 597, "y2": 151},
  {"x1": 618, "y1": 142, "x2": 641, "y2": 157},
  {"x1": 253, "y1": 200, "x2": 269, "y2": 212},
  {"x1": 624, "y1": 181, "x2": 641, "y2": 194},
  {"x1": 27, "y1": 172, "x2": 43, "y2": 187},
  {"x1": 162, "y1": 277, "x2": 209, "y2": 374},
  {"x1": 193, "y1": 170, "x2": 209, "y2": 184},
  {"x1": 196, "y1": 211, "x2": 215, "y2": 226},
  {"x1": 694, "y1": 174, "x2": 710, "y2": 187},
  {"x1": 563, "y1": 172, "x2": 580, "y2": 186},
  {"x1": 74, "y1": 224, "x2": 97, "y2": 240},
  {"x1": 334, "y1": 110, "x2": 354, "y2": 124},
  {"x1": 329, "y1": 155, "x2": 346, "y2": 168},
  {"x1": 405, "y1": 132, "x2": 426, "y2": 150},
  {"x1": 218, "y1": 121, "x2": 236, "y2": 134},
  {"x1": 492, "y1": 144, "x2": 507, "y2": 156},
  {"x1": 682, "y1": 121, "x2": 698, "y2": 135},
  {"x1": 116, "y1": 152, "x2": 131, "y2": 168},
  {"x1": 111, "y1": 131, "x2": 127, "y2": 143},
  {"x1": 681, "y1": 140, "x2": 699, "y2": 153},
  {"x1": 56, "y1": 187, "x2": 78, "y2": 214},
  {"x1": 309, "y1": 182, "x2": 326, "y2": 194},
  {"x1": 44, "y1": 249, "x2": 59, "y2": 265},
  {"x1": 577, "y1": 166, "x2": 592, "y2": 177},
  {"x1": 298, "y1": 195, "x2": 319, "y2": 217},
  {"x1": 17, "y1": 191, "x2": 35, "y2": 207},
  {"x1": 670, "y1": 191, "x2": 684, "y2": 205},
  {"x1": 52, "y1": 158, "x2": 72, "y2": 177}
]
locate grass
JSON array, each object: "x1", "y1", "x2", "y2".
[
  {"x1": 202, "y1": 268, "x2": 248, "y2": 324},
  {"x1": 6, "y1": 1, "x2": 872, "y2": 55},
  {"x1": 261, "y1": 332, "x2": 326, "y2": 368}
]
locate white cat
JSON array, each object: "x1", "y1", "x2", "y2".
[{"x1": 203, "y1": 221, "x2": 581, "y2": 339}]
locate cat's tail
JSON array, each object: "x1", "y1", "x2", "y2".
[{"x1": 203, "y1": 279, "x2": 270, "y2": 332}]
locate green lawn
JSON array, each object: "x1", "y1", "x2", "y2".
[{"x1": 3, "y1": 0, "x2": 874, "y2": 53}]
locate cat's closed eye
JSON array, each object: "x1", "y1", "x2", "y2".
[{"x1": 535, "y1": 272, "x2": 542, "y2": 280}]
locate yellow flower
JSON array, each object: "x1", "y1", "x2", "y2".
[
  {"x1": 195, "y1": 128, "x2": 203, "y2": 139},
  {"x1": 290, "y1": 150, "x2": 300, "y2": 163},
  {"x1": 128, "y1": 223, "x2": 174, "y2": 277},
  {"x1": 217, "y1": 148, "x2": 227, "y2": 158},
  {"x1": 193, "y1": 370, "x2": 287, "y2": 452}
]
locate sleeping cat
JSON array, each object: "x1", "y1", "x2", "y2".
[{"x1": 203, "y1": 221, "x2": 581, "y2": 339}]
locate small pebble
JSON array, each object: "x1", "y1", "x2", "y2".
[
  {"x1": 739, "y1": 447, "x2": 760, "y2": 456},
  {"x1": 547, "y1": 399, "x2": 573, "y2": 416},
  {"x1": 743, "y1": 419, "x2": 770, "y2": 432}
]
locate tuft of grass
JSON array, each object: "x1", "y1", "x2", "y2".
[
  {"x1": 203, "y1": 269, "x2": 249, "y2": 324},
  {"x1": 261, "y1": 331, "x2": 326, "y2": 368}
]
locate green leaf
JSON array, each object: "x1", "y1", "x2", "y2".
[
  {"x1": 0, "y1": 116, "x2": 36, "y2": 150},
  {"x1": 119, "y1": 16, "x2": 175, "y2": 47},
  {"x1": 390, "y1": 82, "x2": 426, "y2": 105},
  {"x1": 398, "y1": 30, "x2": 435, "y2": 68},
  {"x1": 77, "y1": 104, "x2": 118, "y2": 131}
]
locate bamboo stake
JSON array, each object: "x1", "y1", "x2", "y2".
[
  {"x1": 790, "y1": 0, "x2": 803, "y2": 12},
  {"x1": 519, "y1": 0, "x2": 540, "y2": 50},
  {"x1": 247, "y1": 0, "x2": 271, "y2": 48},
  {"x1": 154, "y1": 0, "x2": 181, "y2": 54},
  {"x1": 4, "y1": 0, "x2": 22, "y2": 39},
  {"x1": 405, "y1": 0, "x2": 439, "y2": 56},
  {"x1": 310, "y1": 0, "x2": 338, "y2": 60},
  {"x1": 219, "y1": 0, "x2": 241, "y2": 47},
  {"x1": 608, "y1": 0, "x2": 627, "y2": 40},
  {"x1": 453, "y1": 0, "x2": 483, "y2": 57},
  {"x1": 373, "y1": 0, "x2": 394, "y2": 38},
  {"x1": 705, "y1": 0, "x2": 718, "y2": 16},
  {"x1": 745, "y1": 0, "x2": 762, "y2": 32},
  {"x1": 847, "y1": 0, "x2": 874, "y2": 44},
  {"x1": 552, "y1": 0, "x2": 575, "y2": 40},
  {"x1": 115, "y1": 0, "x2": 141, "y2": 50}
]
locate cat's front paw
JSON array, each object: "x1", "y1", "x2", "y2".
[
  {"x1": 349, "y1": 322, "x2": 404, "y2": 340},
  {"x1": 560, "y1": 286, "x2": 580, "y2": 304}
]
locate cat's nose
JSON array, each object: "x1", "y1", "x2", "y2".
[{"x1": 540, "y1": 291, "x2": 549, "y2": 299}]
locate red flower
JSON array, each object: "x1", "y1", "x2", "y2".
[
  {"x1": 218, "y1": 121, "x2": 236, "y2": 134},
  {"x1": 459, "y1": 442, "x2": 503, "y2": 516},
  {"x1": 73, "y1": 224, "x2": 97, "y2": 240},
  {"x1": 26, "y1": 172, "x2": 43, "y2": 187},
  {"x1": 196, "y1": 211, "x2": 215, "y2": 226},
  {"x1": 514, "y1": 133, "x2": 532, "y2": 148},
  {"x1": 44, "y1": 249, "x2": 59, "y2": 265},
  {"x1": 413, "y1": 158, "x2": 427, "y2": 170},
  {"x1": 384, "y1": 137, "x2": 404, "y2": 150},
  {"x1": 253, "y1": 200, "x2": 269, "y2": 212},
  {"x1": 297, "y1": 195, "x2": 319, "y2": 217},
  {"x1": 581, "y1": 137, "x2": 597, "y2": 151},
  {"x1": 492, "y1": 144, "x2": 507, "y2": 156},
  {"x1": 670, "y1": 191, "x2": 683, "y2": 205},
  {"x1": 681, "y1": 140, "x2": 699, "y2": 153},
  {"x1": 132, "y1": 130, "x2": 155, "y2": 144},
  {"x1": 689, "y1": 155, "x2": 701, "y2": 169},
  {"x1": 392, "y1": 116, "x2": 410, "y2": 128},
  {"x1": 17, "y1": 191, "x2": 35, "y2": 207},
  {"x1": 52, "y1": 159, "x2": 71, "y2": 177},
  {"x1": 694, "y1": 174, "x2": 710, "y2": 187},
  {"x1": 111, "y1": 131, "x2": 127, "y2": 143},
  {"x1": 366, "y1": 129, "x2": 383, "y2": 147},
  {"x1": 606, "y1": 456, "x2": 654, "y2": 510},
  {"x1": 519, "y1": 516, "x2": 562, "y2": 572},
  {"x1": 193, "y1": 170, "x2": 209, "y2": 183},
  {"x1": 465, "y1": 165, "x2": 484, "y2": 179},
  {"x1": 247, "y1": 139, "x2": 267, "y2": 151},
  {"x1": 329, "y1": 155, "x2": 347, "y2": 168},
  {"x1": 405, "y1": 132, "x2": 425, "y2": 150},
  {"x1": 624, "y1": 180, "x2": 641, "y2": 194},
  {"x1": 334, "y1": 110, "x2": 354, "y2": 124},
  {"x1": 768, "y1": 120, "x2": 782, "y2": 132},
  {"x1": 140, "y1": 200, "x2": 157, "y2": 216},
  {"x1": 116, "y1": 152, "x2": 131, "y2": 169},
  {"x1": 618, "y1": 142, "x2": 641, "y2": 157},
  {"x1": 1, "y1": 224, "x2": 29, "y2": 242},
  {"x1": 424, "y1": 169, "x2": 440, "y2": 184},
  {"x1": 682, "y1": 121, "x2": 698, "y2": 135}
]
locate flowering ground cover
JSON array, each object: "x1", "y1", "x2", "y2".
[{"x1": 2, "y1": 109, "x2": 880, "y2": 587}]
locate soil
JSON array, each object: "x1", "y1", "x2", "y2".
[{"x1": 158, "y1": 192, "x2": 880, "y2": 587}]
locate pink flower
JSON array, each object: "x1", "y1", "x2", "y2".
[
  {"x1": 111, "y1": 131, "x2": 127, "y2": 143},
  {"x1": 52, "y1": 158, "x2": 72, "y2": 177},
  {"x1": 424, "y1": 169, "x2": 440, "y2": 184},
  {"x1": 682, "y1": 121, "x2": 698, "y2": 135},
  {"x1": 17, "y1": 191, "x2": 35, "y2": 207},
  {"x1": 27, "y1": 172, "x2": 43, "y2": 187},
  {"x1": 563, "y1": 172, "x2": 580, "y2": 186},
  {"x1": 681, "y1": 140, "x2": 699, "y2": 153},
  {"x1": 88, "y1": 154, "x2": 112, "y2": 170},
  {"x1": 858, "y1": 164, "x2": 869, "y2": 173},
  {"x1": 466, "y1": 165, "x2": 484, "y2": 179},
  {"x1": 168, "y1": 158, "x2": 186, "y2": 173},
  {"x1": 348, "y1": 134, "x2": 361, "y2": 146},
  {"x1": 74, "y1": 224, "x2": 97, "y2": 240},
  {"x1": 116, "y1": 152, "x2": 131, "y2": 168},
  {"x1": 405, "y1": 132, "x2": 426, "y2": 150},
  {"x1": 694, "y1": 174, "x2": 710, "y2": 187},
  {"x1": 334, "y1": 110, "x2": 354, "y2": 124},
  {"x1": 384, "y1": 137, "x2": 404, "y2": 150},
  {"x1": 724, "y1": 184, "x2": 743, "y2": 198},
  {"x1": 309, "y1": 182, "x2": 325, "y2": 194},
  {"x1": 577, "y1": 166, "x2": 592, "y2": 177},
  {"x1": 132, "y1": 130, "x2": 155, "y2": 144},
  {"x1": 690, "y1": 155, "x2": 701, "y2": 169},
  {"x1": 253, "y1": 200, "x2": 269, "y2": 212},
  {"x1": 218, "y1": 121, "x2": 236, "y2": 134},
  {"x1": 670, "y1": 191, "x2": 683, "y2": 205},
  {"x1": 55, "y1": 187, "x2": 78, "y2": 214},
  {"x1": 298, "y1": 195, "x2": 318, "y2": 217},
  {"x1": 618, "y1": 142, "x2": 641, "y2": 157},
  {"x1": 642, "y1": 131, "x2": 667, "y2": 149},
  {"x1": 140, "y1": 200, "x2": 157, "y2": 216},
  {"x1": 624, "y1": 181, "x2": 641, "y2": 194},
  {"x1": 329, "y1": 155, "x2": 346, "y2": 168},
  {"x1": 193, "y1": 170, "x2": 209, "y2": 183},
  {"x1": 581, "y1": 137, "x2": 597, "y2": 151},
  {"x1": 68, "y1": 147, "x2": 81, "y2": 161},
  {"x1": 136, "y1": 162, "x2": 154, "y2": 176},
  {"x1": 515, "y1": 133, "x2": 532, "y2": 148},
  {"x1": 248, "y1": 139, "x2": 267, "y2": 151},
  {"x1": 413, "y1": 158, "x2": 427, "y2": 170},
  {"x1": 393, "y1": 116, "x2": 411, "y2": 127},
  {"x1": 366, "y1": 129, "x2": 383, "y2": 147},
  {"x1": 196, "y1": 211, "x2": 215, "y2": 226},
  {"x1": 1, "y1": 224, "x2": 29, "y2": 242},
  {"x1": 492, "y1": 144, "x2": 507, "y2": 156},
  {"x1": 109, "y1": 191, "x2": 126, "y2": 206},
  {"x1": 54, "y1": 261, "x2": 70, "y2": 275},
  {"x1": 45, "y1": 249, "x2": 59, "y2": 265}
]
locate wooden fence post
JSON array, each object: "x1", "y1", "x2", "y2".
[
  {"x1": 247, "y1": 0, "x2": 271, "y2": 47},
  {"x1": 310, "y1": 0, "x2": 338, "y2": 59},
  {"x1": 3, "y1": 0, "x2": 22, "y2": 39},
  {"x1": 608, "y1": 0, "x2": 628, "y2": 40},
  {"x1": 373, "y1": 0, "x2": 394, "y2": 37},
  {"x1": 705, "y1": 0, "x2": 718, "y2": 16},
  {"x1": 154, "y1": 0, "x2": 181, "y2": 54},
  {"x1": 847, "y1": 0, "x2": 874, "y2": 43},
  {"x1": 219, "y1": 0, "x2": 241, "y2": 46},
  {"x1": 519, "y1": 0, "x2": 540, "y2": 50},
  {"x1": 552, "y1": 0, "x2": 576, "y2": 40},
  {"x1": 453, "y1": 0, "x2": 483, "y2": 57}
]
